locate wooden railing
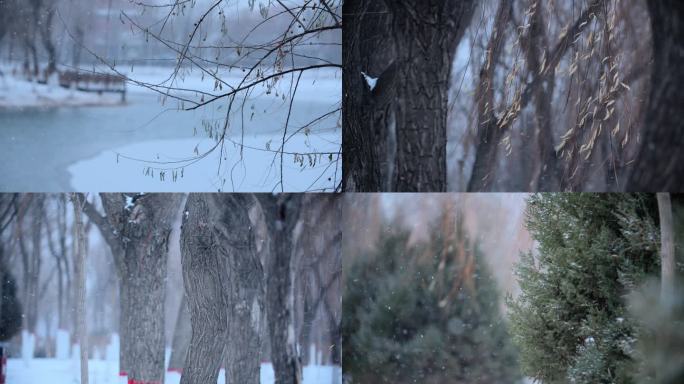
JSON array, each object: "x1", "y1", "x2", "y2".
[{"x1": 58, "y1": 70, "x2": 127, "y2": 101}]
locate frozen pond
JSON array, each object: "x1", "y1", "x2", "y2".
[{"x1": 0, "y1": 68, "x2": 341, "y2": 192}]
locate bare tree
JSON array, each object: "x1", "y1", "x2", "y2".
[
  {"x1": 80, "y1": 193, "x2": 182, "y2": 383},
  {"x1": 468, "y1": 0, "x2": 513, "y2": 191},
  {"x1": 0, "y1": 194, "x2": 18, "y2": 335},
  {"x1": 37, "y1": 0, "x2": 57, "y2": 76},
  {"x1": 0, "y1": 0, "x2": 16, "y2": 55},
  {"x1": 343, "y1": 0, "x2": 477, "y2": 191},
  {"x1": 71, "y1": 193, "x2": 88, "y2": 384},
  {"x1": 14, "y1": 194, "x2": 43, "y2": 335},
  {"x1": 294, "y1": 195, "x2": 341, "y2": 366},
  {"x1": 256, "y1": 194, "x2": 305, "y2": 384},
  {"x1": 179, "y1": 194, "x2": 263, "y2": 384},
  {"x1": 45, "y1": 195, "x2": 72, "y2": 336}
]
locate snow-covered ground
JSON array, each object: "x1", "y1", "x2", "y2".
[
  {"x1": 0, "y1": 74, "x2": 123, "y2": 108},
  {"x1": 6, "y1": 358, "x2": 342, "y2": 384}
]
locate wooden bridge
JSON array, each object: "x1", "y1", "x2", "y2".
[{"x1": 57, "y1": 70, "x2": 127, "y2": 101}]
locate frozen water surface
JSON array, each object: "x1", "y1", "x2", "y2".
[{"x1": 0, "y1": 67, "x2": 341, "y2": 192}]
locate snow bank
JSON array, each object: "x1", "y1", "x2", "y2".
[
  {"x1": 68, "y1": 129, "x2": 341, "y2": 192},
  {"x1": 0, "y1": 75, "x2": 123, "y2": 109},
  {"x1": 6, "y1": 358, "x2": 341, "y2": 384}
]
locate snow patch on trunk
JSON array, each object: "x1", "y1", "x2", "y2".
[
  {"x1": 250, "y1": 297, "x2": 262, "y2": 333},
  {"x1": 361, "y1": 72, "x2": 378, "y2": 91}
]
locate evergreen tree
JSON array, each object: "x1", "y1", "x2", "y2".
[
  {"x1": 508, "y1": 193, "x2": 660, "y2": 383},
  {"x1": 344, "y1": 216, "x2": 521, "y2": 383}
]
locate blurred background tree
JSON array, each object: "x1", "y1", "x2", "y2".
[
  {"x1": 0, "y1": 194, "x2": 22, "y2": 343},
  {"x1": 343, "y1": 203, "x2": 521, "y2": 383},
  {"x1": 629, "y1": 280, "x2": 684, "y2": 384},
  {"x1": 0, "y1": 263, "x2": 22, "y2": 342}
]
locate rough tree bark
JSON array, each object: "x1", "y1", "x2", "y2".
[
  {"x1": 168, "y1": 295, "x2": 191, "y2": 372},
  {"x1": 180, "y1": 194, "x2": 263, "y2": 384},
  {"x1": 71, "y1": 194, "x2": 88, "y2": 384},
  {"x1": 627, "y1": 1, "x2": 684, "y2": 191},
  {"x1": 256, "y1": 194, "x2": 304, "y2": 384},
  {"x1": 343, "y1": 0, "x2": 476, "y2": 192},
  {"x1": 81, "y1": 193, "x2": 182, "y2": 384}
]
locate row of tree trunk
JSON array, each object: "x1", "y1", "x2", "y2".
[{"x1": 83, "y1": 193, "x2": 340, "y2": 384}]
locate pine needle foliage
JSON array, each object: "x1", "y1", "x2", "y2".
[{"x1": 508, "y1": 193, "x2": 660, "y2": 383}]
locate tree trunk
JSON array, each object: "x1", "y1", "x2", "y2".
[
  {"x1": 180, "y1": 194, "x2": 262, "y2": 384},
  {"x1": 60, "y1": 194, "x2": 72, "y2": 333},
  {"x1": 627, "y1": 1, "x2": 684, "y2": 191},
  {"x1": 257, "y1": 194, "x2": 304, "y2": 384},
  {"x1": 72, "y1": 26, "x2": 85, "y2": 69},
  {"x1": 15, "y1": 195, "x2": 43, "y2": 335},
  {"x1": 81, "y1": 193, "x2": 182, "y2": 384},
  {"x1": 0, "y1": 245, "x2": 4, "y2": 336},
  {"x1": 28, "y1": 196, "x2": 42, "y2": 333},
  {"x1": 527, "y1": 3, "x2": 559, "y2": 191},
  {"x1": 225, "y1": 242, "x2": 264, "y2": 384},
  {"x1": 467, "y1": 1, "x2": 511, "y2": 192},
  {"x1": 658, "y1": 193, "x2": 675, "y2": 301},
  {"x1": 118, "y1": 278, "x2": 129, "y2": 376},
  {"x1": 343, "y1": 0, "x2": 476, "y2": 191},
  {"x1": 72, "y1": 194, "x2": 89, "y2": 384},
  {"x1": 324, "y1": 298, "x2": 341, "y2": 366},
  {"x1": 168, "y1": 295, "x2": 191, "y2": 372},
  {"x1": 39, "y1": 6, "x2": 57, "y2": 76},
  {"x1": 125, "y1": 238, "x2": 168, "y2": 384}
]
